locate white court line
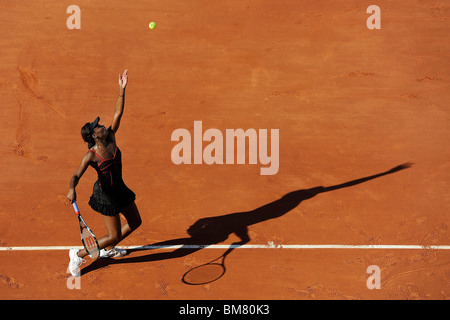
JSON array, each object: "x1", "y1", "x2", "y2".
[{"x1": 0, "y1": 244, "x2": 449, "y2": 251}]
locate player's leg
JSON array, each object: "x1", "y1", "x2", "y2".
[
  {"x1": 74, "y1": 203, "x2": 141, "y2": 259},
  {"x1": 99, "y1": 214, "x2": 122, "y2": 250},
  {"x1": 118, "y1": 201, "x2": 142, "y2": 243},
  {"x1": 76, "y1": 214, "x2": 122, "y2": 258},
  {"x1": 69, "y1": 214, "x2": 122, "y2": 275},
  {"x1": 96, "y1": 202, "x2": 141, "y2": 258}
]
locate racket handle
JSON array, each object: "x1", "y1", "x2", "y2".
[{"x1": 72, "y1": 201, "x2": 80, "y2": 214}]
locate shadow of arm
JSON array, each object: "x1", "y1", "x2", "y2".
[{"x1": 323, "y1": 162, "x2": 413, "y2": 193}]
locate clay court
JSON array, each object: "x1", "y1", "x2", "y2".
[{"x1": 0, "y1": 0, "x2": 449, "y2": 300}]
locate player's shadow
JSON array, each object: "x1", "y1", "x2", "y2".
[{"x1": 81, "y1": 163, "x2": 413, "y2": 277}]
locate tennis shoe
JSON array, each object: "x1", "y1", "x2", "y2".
[
  {"x1": 68, "y1": 249, "x2": 85, "y2": 277},
  {"x1": 99, "y1": 247, "x2": 127, "y2": 258}
]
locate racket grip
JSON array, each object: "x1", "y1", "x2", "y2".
[{"x1": 72, "y1": 201, "x2": 80, "y2": 214}]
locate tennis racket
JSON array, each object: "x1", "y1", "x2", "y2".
[{"x1": 72, "y1": 201, "x2": 100, "y2": 260}]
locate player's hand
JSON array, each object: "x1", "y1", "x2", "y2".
[
  {"x1": 67, "y1": 189, "x2": 77, "y2": 204},
  {"x1": 118, "y1": 69, "x2": 128, "y2": 89}
]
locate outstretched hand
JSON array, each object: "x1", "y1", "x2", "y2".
[{"x1": 118, "y1": 69, "x2": 128, "y2": 89}]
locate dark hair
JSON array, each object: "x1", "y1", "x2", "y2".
[{"x1": 81, "y1": 123, "x2": 95, "y2": 149}]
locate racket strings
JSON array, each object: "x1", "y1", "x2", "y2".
[{"x1": 81, "y1": 228, "x2": 100, "y2": 259}]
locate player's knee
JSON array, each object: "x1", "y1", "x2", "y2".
[{"x1": 109, "y1": 231, "x2": 122, "y2": 243}]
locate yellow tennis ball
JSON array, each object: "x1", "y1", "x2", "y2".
[{"x1": 149, "y1": 22, "x2": 156, "y2": 29}]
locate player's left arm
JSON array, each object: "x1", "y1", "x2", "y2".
[{"x1": 111, "y1": 69, "x2": 128, "y2": 133}]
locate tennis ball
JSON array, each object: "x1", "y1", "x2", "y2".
[{"x1": 149, "y1": 22, "x2": 156, "y2": 30}]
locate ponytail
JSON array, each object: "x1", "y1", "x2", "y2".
[{"x1": 81, "y1": 123, "x2": 95, "y2": 149}]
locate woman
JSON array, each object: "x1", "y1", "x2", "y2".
[{"x1": 67, "y1": 69, "x2": 142, "y2": 276}]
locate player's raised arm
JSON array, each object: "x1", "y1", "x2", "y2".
[{"x1": 111, "y1": 69, "x2": 128, "y2": 133}]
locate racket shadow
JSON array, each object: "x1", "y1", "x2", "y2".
[
  {"x1": 81, "y1": 163, "x2": 413, "y2": 279},
  {"x1": 181, "y1": 245, "x2": 238, "y2": 285}
]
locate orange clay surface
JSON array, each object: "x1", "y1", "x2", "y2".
[{"x1": 0, "y1": 0, "x2": 449, "y2": 300}]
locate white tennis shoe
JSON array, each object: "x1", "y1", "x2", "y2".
[
  {"x1": 68, "y1": 249, "x2": 85, "y2": 277},
  {"x1": 99, "y1": 247, "x2": 127, "y2": 258}
]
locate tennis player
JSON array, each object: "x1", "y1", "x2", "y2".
[{"x1": 66, "y1": 70, "x2": 142, "y2": 275}]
